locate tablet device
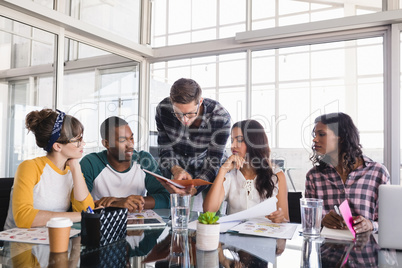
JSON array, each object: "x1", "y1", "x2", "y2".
[{"x1": 127, "y1": 217, "x2": 166, "y2": 228}]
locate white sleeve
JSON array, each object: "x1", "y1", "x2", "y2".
[{"x1": 222, "y1": 170, "x2": 234, "y2": 201}]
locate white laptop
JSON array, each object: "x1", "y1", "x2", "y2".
[{"x1": 378, "y1": 184, "x2": 402, "y2": 250}]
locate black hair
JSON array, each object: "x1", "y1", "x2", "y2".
[
  {"x1": 100, "y1": 116, "x2": 128, "y2": 140},
  {"x1": 310, "y1": 112, "x2": 362, "y2": 171}
]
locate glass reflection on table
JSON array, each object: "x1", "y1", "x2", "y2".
[
  {"x1": 2, "y1": 222, "x2": 402, "y2": 267},
  {"x1": 169, "y1": 230, "x2": 190, "y2": 267},
  {"x1": 143, "y1": 229, "x2": 274, "y2": 267},
  {"x1": 320, "y1": 232, "x2": 379, "y2": 268}
]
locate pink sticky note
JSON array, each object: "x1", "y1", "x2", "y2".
[{"x1": 339, "y1": 199, "x2": 356, "y2": 238}]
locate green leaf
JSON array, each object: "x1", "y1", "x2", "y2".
[{"x1": 198, "y1": 211, "x2": 220, "y2": 224}]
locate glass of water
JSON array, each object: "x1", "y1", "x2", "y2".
[
  {"x1": 300, "y1": 198, "x2": 323, "y2": 237},
  {"x1": 170, "y1": 194, "x2": 190, "y2": 231}
]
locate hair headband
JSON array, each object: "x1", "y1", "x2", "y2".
[{"x1": 45, "y1": 109, "x2": 65, "y2": 152}]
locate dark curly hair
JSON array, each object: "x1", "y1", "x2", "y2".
[
  {"x1": 310, "y1": 112, "x2": 362, "y2": 172},
  {"x1": 232, "y1": 119, "x2": 276, "y2": 200}
]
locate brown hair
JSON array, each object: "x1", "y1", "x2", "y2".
[
  {"x1": 25, "y1": 109, "x2": 84, "y2": 151},
  {"x1": 232, "y1": 120, "x2": 275, "y2": 199},
  {"x1": 170, "y1": 78, "x2": 202, "y2": 104}
]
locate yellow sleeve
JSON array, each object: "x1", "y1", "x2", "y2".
[
  {"x1": 12, "y1": 160, "x2": 41, "y2": 228},
  {"x1": 11, "y1": 243, "x2": 40, "y2": 268},
  {"x1": 70, "y1": 174, "x2": 95, "y2": 212}
]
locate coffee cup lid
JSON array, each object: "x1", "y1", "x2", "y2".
[{"x1": 46, "y1": 217, "x2": 73, "y2": 228}]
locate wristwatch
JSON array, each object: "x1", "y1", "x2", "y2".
[{"x1": 370, "y1": 220, "x2": 378, "y2": 232}]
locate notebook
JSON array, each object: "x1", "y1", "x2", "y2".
[
  {"x1": 321, "y1": 226, "x2": 354, "y2": 241},
  {"x1": 320, "y1": 199, "x2": 355, "y2": 241},
  {"x1": 378, "y1": 184, "x2": 402, "y2": 250}
]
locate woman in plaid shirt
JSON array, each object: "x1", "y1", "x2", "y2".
[{"x1": 305, "y1": 112, "x2": 389, "y2": 234}]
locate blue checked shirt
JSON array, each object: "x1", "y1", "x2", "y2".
[{"x1": 155, "y1": 97, "x2": 231, "y2": 194}]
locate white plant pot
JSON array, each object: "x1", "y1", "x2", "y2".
[{"x1": 196, "y1": 222, "x2": 220, "y2": 251}]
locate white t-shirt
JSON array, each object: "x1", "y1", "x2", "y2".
[
  {"x1": 223, "y1": 167, "x2": 281, "y2": 215},
  {"x1": 90, "y1": 163, "x2": 146, "y2": 201}
]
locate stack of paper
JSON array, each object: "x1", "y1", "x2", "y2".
[
  {"x1": 228, "y1": 217, "x2": 298, "y2": 239},
  {"x1": 188, "y1": 197, "x2": 298, "y2": 239}
]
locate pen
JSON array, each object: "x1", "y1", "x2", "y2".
[
  {"x1": 86, "y1": 206, "x2": 94, "y2": 214},
  {"x1": 334, "y1": 205, "x2": 344, "y2": 228},
  {"x1": 334, "y1": 205, "x2": 341, "y2": 216}
]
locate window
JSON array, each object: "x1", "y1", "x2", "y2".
[
  {"x1": 151, "y1": 36, "x2": 384, "y2": 191},
  {"x1": 152, "y1": 0, "x2": 246, "y2": 47},
  {"x1": 68, "y1": 0, "x2": 141, "y2": 43},
  {"x1": 0, "y1": 16, "x2": 55, "y2": 176},
  {"x1": 61, "y1": 39, "x2": 140, "y2": 155},
  {"x1": 152, "y1": 0, "x2": 382, "y2": 47}
]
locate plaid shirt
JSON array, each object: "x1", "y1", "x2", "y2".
[
  {"x1": 155, "y1": 97, "x2": 231, "y2": 193},
  {"x1": 305, "y1": 155, "x2": 390, "y2": 229},
  {"x1": 321, "y1": 235, "x2": 380, "y2": 267}
]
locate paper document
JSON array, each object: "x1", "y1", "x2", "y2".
[
  {"x1": 189, "y1": 197, "x2": 278, "y2": 233},
  {"x1": 228, "y1": 217, "x2": 298, "y2": 239},
  {"x1": 218, "y1": 197, "x2": 277, "y2": 223},
  {"x1": 0, "y1": 227, "x2": 80, "y2": 244},
  {"x1": 143, "y1": 169, "x2": 212, "y2": 188}
]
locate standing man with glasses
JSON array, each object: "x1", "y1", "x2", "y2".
[
  {"x1": 155, "y1": 78, "x2": 231, "y2": 198},
  {"x1": 80, "y1": 116, "x2": 170, "y2": 212}
]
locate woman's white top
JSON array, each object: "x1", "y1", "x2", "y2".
[{"x1": 223, "y1": 166, "x2": 281, "y2": 215}]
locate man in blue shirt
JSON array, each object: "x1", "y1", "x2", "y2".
[{"x1": 80, "y1": 116, "x2": 170, "y2": 211}]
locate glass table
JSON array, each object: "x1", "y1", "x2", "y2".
[{"x1": 0, "y1": 209, "x2": 401, "y2": 267}]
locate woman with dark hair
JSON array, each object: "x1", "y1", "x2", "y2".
[
  {"x1": 306, "y1": 112, "x2": 389, "y2": 233},
  {"x1": 203, "y1": 119, "x2": 289, "y2": 223},
  {"x1": 4, "y1": 108, "x2": 94, "y2": 229}
]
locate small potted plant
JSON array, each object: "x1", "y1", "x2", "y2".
[{"x1": 196, "y1": 211, "x2": 220, "y2": 251}]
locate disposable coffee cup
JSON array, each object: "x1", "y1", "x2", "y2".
[{"x1": 46, "y1": 217, "x2": 73, "y2": 253}]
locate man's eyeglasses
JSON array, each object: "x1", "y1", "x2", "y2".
[
  {"x1": 68, "y1": 136, "x2": 83, "y2": 148},
  {"x1": 172, "y1": 104, "x2": 200, "y2": 119}
]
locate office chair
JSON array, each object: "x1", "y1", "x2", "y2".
[
  {"x1": 271, "y1": 159, "x2": 302, "y2": 223},
  {"x1": 0, "y1": 177, "x2": 14, "y2": 231}
]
